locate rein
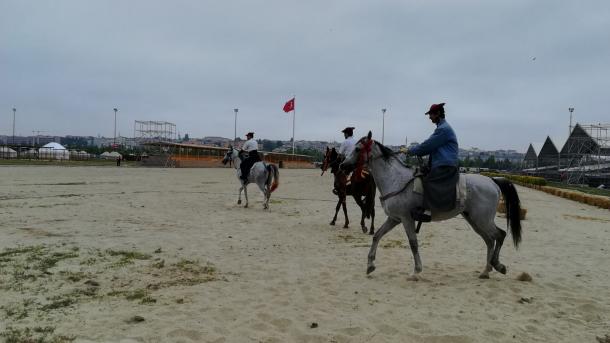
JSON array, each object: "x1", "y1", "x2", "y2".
[
  {"x1": 379, "y1": 178, "x2": 414, "y2": 202},
  {"x1": 354, "y1": 139, "x2": 413, "y2": 202}
]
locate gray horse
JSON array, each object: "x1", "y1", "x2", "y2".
[
  {"x1": 341, "y1": 132, "x2": 522, "y2": 280},
  {"x1": 222, "y1": 147, "x2": 279, "y2": 209}
]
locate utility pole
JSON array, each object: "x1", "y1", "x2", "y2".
[
  {"x1": 568, "y1": 107, "x2": 574, "y2": 136},
  {"x1": 381, "y1": 108, "x2": 387, "y2": 144},
  {"x1": 113, "y1": 108, "x2": 118, "y2": 148},
  {"x1": 12, "y1": 108, "x2": 16, "y2": 145},
  {"x1": 233, "y1": 108, "x2": 238, "y2": 145},
  {"x1": 32, "y1": 130, "x2": 47, "y2": 147}
]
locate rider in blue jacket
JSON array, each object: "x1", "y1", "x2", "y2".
[{"x1": 406, "y1": 103, "x2": 459, "y2": 222}]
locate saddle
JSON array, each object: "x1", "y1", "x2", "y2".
[{"x1": 413, "y1": 173, "x2": 467, "y2": 213}]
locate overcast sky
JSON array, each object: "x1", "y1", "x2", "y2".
[{"x1": 1, "y1": 0, "x2": 609, "y2": 150}]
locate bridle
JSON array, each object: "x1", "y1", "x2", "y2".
[{"x1": 351, "y1": 138, "x2": 375, "y2": 181}]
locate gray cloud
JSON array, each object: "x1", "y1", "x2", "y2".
[{"x1": 1, "y1": 0, "x2": 609, "y2": 150}]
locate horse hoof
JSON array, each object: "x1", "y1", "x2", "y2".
[
  {"x1": 244, "y1": 204, "x2": 248, "y2": 208},
  {"x1": 330, "y1": 221, "x2": 335, "y2": 226},
  {"x1": 366, "y1": 265, "x2": 376, "y2": 274},
  {"x1": 494, "y1": 264, "x2": 507, "y2": 274},
  {"x1": 361, "y1": 226, "x2": 367, "y2": 234},
  {"x1": 406, "y1": 274, "x2": 421, "y2": 281},
  {"x1": 368, "y1": 229, "x2": 375, "y2": 235},
  {"x1": 478, "y1": 274, "x2": 490, "y2": 279},
  {"x1": 343, "y1": 225, "x2": 349, "y2": 229},
  {"x1": 237, "y1": 200, "x2": 242, "y2": 205}
]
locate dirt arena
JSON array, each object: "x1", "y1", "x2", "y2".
[{"x1": 0, "y1": 166, "x2": 608, "y2": 342}]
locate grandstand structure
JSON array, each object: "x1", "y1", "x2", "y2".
[
  {"x1": 559, "y1": 124, "x2": 610, "y2": 185},
  {"x1": 523, "y1": 123, "x2": 610, "y2": 186},
  {"x1": 133, "y1": 121, "x2": 177, "y2": 144}
]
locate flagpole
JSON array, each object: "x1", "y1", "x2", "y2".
[{"x1": 292, "y1": 96, "x2": 296, "y2": 155}]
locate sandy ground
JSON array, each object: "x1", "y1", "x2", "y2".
[{"x1": 0, "y1": 166, "x2": 609, "y2": 343}]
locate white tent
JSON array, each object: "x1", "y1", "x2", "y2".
[
  {"x1": 39, "y1": 142, "x2": 70, "y2": 160},
  {"x1": 101, "y1": 151, "x2": 122, "y2": 160},
  {"x1": 0, "y1": 146, "x2": 17, "y2": 158}
]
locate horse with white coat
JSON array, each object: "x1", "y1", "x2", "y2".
[
  {"x1": 340, "y1": 132, "x2": 522, "y2": 280},
  {"x1": 222, "y1": 147, "x2": 279, "y2": 209}
]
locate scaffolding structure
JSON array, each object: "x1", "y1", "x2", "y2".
[
  {"x1": 133, "y1": 120, "x2": 177, "y2": 144},
  {"x1": 560, "y1": 123, "x2": 610, "y2": 185}
]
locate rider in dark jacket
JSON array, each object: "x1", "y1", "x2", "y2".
[{"x1": 406, "y1": 103, "x2": 459, "y2": 222}]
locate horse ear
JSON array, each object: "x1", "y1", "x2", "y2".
[{"x1": 367, "y1": 131, "x2": 372, "y2": 140}]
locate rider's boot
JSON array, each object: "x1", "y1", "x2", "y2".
[{"x1": 411, "y1": 206, "x2": 431, "y2": 222}]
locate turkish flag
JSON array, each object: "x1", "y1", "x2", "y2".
[{"x1": 283, "y1": 98, "x2": 295, "y2": 112}]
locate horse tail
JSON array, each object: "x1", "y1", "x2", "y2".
[
  {"x1": 267, "y1": 164, "x2": 280, "y2": 193},
  {"x1": 492, "y1": 177, "x2": 522, "y2": 248}
]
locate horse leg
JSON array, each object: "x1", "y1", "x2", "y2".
[
  {"x1": 353, "y1": 195, "x2": 367, "y2": 233},
  {"x1": 402, "y1": 219, "x2": 423, "y2": 280},
  {"x1": 237, "y1": 185, "x2": 243, "y2": 205},
  {"x1": 330, "y1": 198, "x2": 341, "y2": 226},
  {"x1": 491, "y1": 226, "x2": 507, "y2": 274},
  {"x1": 243, "y1": 184, "x2": 249, "y2": 208},
  {"x1": 342, "y1": 196, "x2": 349, "y2": 228},
  {"x1": 368, "y1": 207, "x2": 375, "y2": 235},
  {"x1": 258, "y1": 182, "x2": 269, "y2": 209},
  {"x1": 462, "y1": 213, "x2": 495, "y2": 279},
  {"x1": 367, "y1": 217, "x2": 400, "y2": 274}
]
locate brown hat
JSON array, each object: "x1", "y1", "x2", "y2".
[
  {"x1": 425, "y1": 103, "x2": 445, "y2": 115},
  {"x1": 341, "y1": 127, "x2": 355, "y2": 135},
  {"x1": 245, "y1": 132, "x2": 254, "y2": 137}
]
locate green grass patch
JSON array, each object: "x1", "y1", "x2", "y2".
[
  {"x1": 106, "y1": 249, "x2": 151, "y2": 268},
  {"x1": 0, "y1": 326, "x2": 75, "y2": 343},
  {"x1": 0, "y1": 245, "x2": 45, "y2": 258},
  {"x1": 40, "y1": 298, "x2": 76, "y2": 311}
]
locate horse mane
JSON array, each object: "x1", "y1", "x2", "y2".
[
  {"x1": 375, "y1": 141, "x2": 395, "y2": 161},
  {"x1": 362, "y1": 139, "x2": 412, "y2": 168},
  {"x1": 356, "y1": 137, "x2": 396, "y2": 162}
]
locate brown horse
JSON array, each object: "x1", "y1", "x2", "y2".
[{"x1": 321, "y1": 147, "x2": 376, "y2": 234}]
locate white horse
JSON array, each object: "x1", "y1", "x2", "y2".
[
  {"x1": 341, "y1": 132, "x2": 522, "y2": 280},
  {"x1": 222, "y1": 147, "x2": 279, "y2": 209}
]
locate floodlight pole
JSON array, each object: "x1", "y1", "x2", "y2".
[
  {"x1": 113, "y1": 108, "x2": 118, "y2": 147},
  {"x1": 381, "y1": 108, "x2": 387, "y2": 144},
  {"x1": 568, "y1": 107, "x2": 574, "y2": 137},
  {"x1": 12, "y1": 108, "x2": 16, "y2": 146},
  {"x1": 234, "y1": 108, "x2": 239, "y2": 145}
]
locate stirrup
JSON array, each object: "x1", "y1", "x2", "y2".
[{"x1": 411, "y1": 208, "x2": 431, "y2": 223}]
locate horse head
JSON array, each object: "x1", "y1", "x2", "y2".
[
  {"x1": 222, "y1": 146, "x2": 237, "y2": 165},
  {"x1": 321, "y1": 147, "x2": 341, "y2": 176},
  {"x1": 341, "y1": 131, "x2": 379, "y2": 181}
]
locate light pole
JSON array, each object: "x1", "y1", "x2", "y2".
[
  {"x1": 113, "y1": 108, "x2": 118, "y2": 147},
  {"x1": 568, "y1": 107, "x2": 574, "y2": 136},
  {"x1": 381, "y1": 108, "x2": 387, "y2": 144},
  {"x1": 12, "y1": 108, "x2": 16, "y2": 146},
  {"x1": 233, "y1": 108, "x2": 238, "y2": 145}
]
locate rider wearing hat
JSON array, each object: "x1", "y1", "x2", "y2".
[
  {"x1": 331, "y1": 127, "x2": 356, "y2": 195},
  {"x1": 240, "y1": 132, "x2": 261, "y2": 182},
  {"x1": 338, "y1": 127, "x2": 356, "y2": 159},
  {"x1": 404, "y1": 103, "x2": 459, "y2": 222}
]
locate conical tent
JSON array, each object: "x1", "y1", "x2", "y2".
[
  {"x1": 39, "y1": 142, "x2": 70, "y2": 160},
  {"x1": 0, "y1": 146, "x2": 17, "y2": 158}
]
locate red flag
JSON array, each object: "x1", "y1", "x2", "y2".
[{"x1": 283, "y1": 98, "x2": 295, "y2": 112}]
